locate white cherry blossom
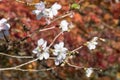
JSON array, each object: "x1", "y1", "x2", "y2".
[
  {"x1": 86, "y1": 68, "x2": 93, "y2": 77},
  {"x1": 0, "y1": 18, "x2": 10, "y2": 39},
  {"x1": 86, "y1": 37, "x2": 98, "y2": 50},
  {"x1": 43, "y1": 3, "x2": 61, "y2": 19},
  {"x1": 33, "y1": 2, "x2": 61, "y2": 20},
  {"x1": 50, "y1": 2, "x2": 61, "y2": 16},
  {"x1": 32, "y1": 39, "x2": 49, "y2": 60},
  {"x1": 59, "y1": 20, "x2": 69, "y2": 32},
  {"x1": 32, "y1": 1, "x2": 45, "y2": 20},
  {"x1": 53, "y1": 42, "x2": 68, "y2": 65}
]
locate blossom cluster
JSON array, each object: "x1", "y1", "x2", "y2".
[
  {"x1": 33, "y1": 1, "x2": 61, "y2": 24},
  {"x1": 32, "y1": 38, "x2": 68, "y2": 65}
]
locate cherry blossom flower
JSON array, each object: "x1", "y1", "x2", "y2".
[
  {"x1": 33, "y1": 2, "x2": 61, "y2": 20},
  {"x1": 32, "y1": 39, "x2": 49, "y2": 60},
  {"x1": 53, "y1": 42, "x2": 68, "y2": 65},
  {"x1": 32, "y1": 1, "x2": 45, "y2": 20},
  {"x1": 0, "y1": 18, "x2": 10, "y2": 39},
  {"x1": 59, "y1": 20, "x2": 69, "y2": 32},
  {"x1": 86, "y1": 68, "x2": 93, "y2": 77},
  {"x1": 86, "y1": 37, "x2": 98, "y2": 50},
  {"x1": 44, "y1": 3, "x2": 61, "y2": 19}
]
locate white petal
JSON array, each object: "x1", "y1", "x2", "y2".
[
  {"x1": 92, "y1": 37, "x2": 98, "y2": 42},
  {"x1": 48, "y1": 11, "x2": 54, "y2": 19},
  {"x1": 52, "y1": 3, "x2": 61, "y2": 10},
  {"x1": 6, "y1": 23, "x2": 10, "y2": 29},
  {"x1": 93, "y1": 42, "x2": 98, "y2": 45},
  {"x1": 53, "y1": 52, "x2": 59, "y2": 56},
  {"x1": 51, "y1": 9, "x2": 58, "y2": 16},
  {"x1": 62, "y1": 26, "x2": 68, "y2": 31},
  {"x1": 39, "y1": 54, "x2": 44, "y2": 60},
  {"x1": 54, "y1": 44, "x2": 60, "y2": 49},
  {"x1": 86, "y1": 68, "x2": 93, "y2": 77},
  {"x1": 43, "y1": 52, "x2": 49, "y2": 59},
  {"x1": 59, "y1": 42, "x2": 64, "y2": 47},
  {"x1": 57, "y1": 55, "x2": 63, "y2": 60},
  {"x1": 32, "y1": 47, "x2": 38, "y2": 54},
  {"x1": 0, "y1": 18, "x2": 10, "y2": 31},
  {"x1": 37, "y1": 38, "x2": 44, "y2": 46},
  {"x1": 62, "y1": 48, "x2": 68, "y2": 52},
  {"x1": 60, "y1": 20, "x2": 69, "y2": 26},
  {"x1": 55, "y1": 59, "x2": 60, "y2": 65},
  {"x1": 61, "y1": 53, "x2": 66, "y2": 59},
  {"x1": 87, "y1": 44, "x2": 95, "y2": 50},
  {"x1": 0, "y1": 18, "x2": 7, "y2": 24},
  {"x1": 42, "y1": 41, "x2": 47, "y2": 50},
  {"x1": 32, "y1": 10, "x2": 41, "y2": 15},
  {"x1": 35, "y1": 2, "x2": 45, "y2": 10}
]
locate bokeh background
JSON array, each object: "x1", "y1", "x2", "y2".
[{"x1": 0, "y1": 0, "x2": 120, "y2": 80}]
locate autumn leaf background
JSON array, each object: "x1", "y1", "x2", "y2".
[{"x1": 0, "y1": 0, "x2": 120, "y2": 80}]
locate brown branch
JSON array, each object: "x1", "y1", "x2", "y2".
[
  {"x1": 0, "y1": 52, "x2": 33, "y2": 59},
  {"x1": 0, "y1": 58, "x2": 38, "y2": 71}
]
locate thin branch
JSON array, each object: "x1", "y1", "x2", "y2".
[
  {"x1": 29, "y1": 26, "x2": 56, "y2": 37},
  {"x1": 12, "y1": 67, "x2": 56, "y2": 72},
  {"x1": 48, "y1": 31, "x2": 63, "y2": 48},
  {"x1": 0, "y1": 52, "x2": 33, "y2": 59},
  {"x1": 71, "y1": 46, "x2": 83, "y2": 52},
  {"x1": 51, "y1": 12, "x2": 72, "y2": 23},
  {"x1": 21, "y1": 26, "x2": 55, "y2": 41},
  {"x1": 66, "y1": 61, "x2": 101, "y2": 70},
  {"x1": 16, "y1": 58, "x2": 38, "y2": 68},
  {"x1": 0, "y1": 57, "x2": 56, "y2": 71},
  {"x1": 0, "y1": 58, "x2": 38, "y2": 71},
  {"x1": 39, "y1": 26, "x2": 55, "y2": 32},
  {"x1": 66, "y1": 61, "x2": 84, "y2": 69}
]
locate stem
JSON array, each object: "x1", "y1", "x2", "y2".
[
  {"x1": 48, "y1": 31, "x2": 63, "y2": 48},
  {"x1": 71, "y1": 46, "x2": 83, "y2": 52},
  {"x1": 51, "y1": 13, "x2": 72, "y2": 23},
  {"x1": 21, "y1": 26, "x2": 55, "y2": 42},
  {"x1": 11, "y1": 67, "x2": 56, "y2": 72},
  {"x1": 0, "y1": 52, "x2": 33, "y2": 59},
  {"x1": 66, "y1": 61, "x2": 84, "y2": 69},
  {"x1": 15, "y1": 58, "x2": 38, "y2": 68},
  {"x1": 0, "y1": 58, "x2": 38, "y2": 71},
  {"x1": 66, "y1": 61, "x2": 100, "y2": 70}
]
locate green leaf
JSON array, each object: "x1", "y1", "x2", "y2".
[{"x1": 71, "y1": 3, "x2": 80, "y2": 9}]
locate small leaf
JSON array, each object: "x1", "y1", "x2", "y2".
[{"x1": 71, "y1": 3, "x2": 80, "y2": 9}]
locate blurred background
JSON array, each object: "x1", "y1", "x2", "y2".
[{"x1": 0, "y1": 0, "x2": 120, "y2": 80}]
